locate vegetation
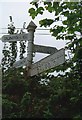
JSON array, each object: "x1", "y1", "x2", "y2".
[{"x1": 2, "y1": 1, "x2": 82, "y2": 119}]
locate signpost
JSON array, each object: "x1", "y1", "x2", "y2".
[
  {"x1": 2, "y1": 33, "x2": 28, "y2": 42},
  {"x1": 30, "y1": 48, "x2": 65, "y2": 76},
  {"x1": 33, "y1": 44, "x2": 58, "y2": 54},
  {"x1": 1, "y1": 21, "x2": 65, "y2": 77}
]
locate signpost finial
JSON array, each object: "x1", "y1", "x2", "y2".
[{"x1": 27, "y1": 21, "x2": 37, "y2": 31}]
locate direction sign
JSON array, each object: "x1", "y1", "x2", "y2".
[
  {"x1": 2, "y1": 33, "x2": 28, "y2": 42},
  {"x1": 30, "y1": 48, "x2": 65, "y2": 76},
  {"x1": 13, "y1": 57, "x2": 27, "y2": 68},
  {"x1": 33, "y1": 44, "x2": 58, "y2": 54}
]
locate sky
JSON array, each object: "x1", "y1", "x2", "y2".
[{"x1": 0, "y1": 0, "x2": 66, "y2": 64}]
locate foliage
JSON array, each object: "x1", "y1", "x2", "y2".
[
  {"x1": 2, "y1": 1, "x2": 82, "y2": 119},
  {"x1": 2, "y1": 95, "x2": 18, "y2": 118}
]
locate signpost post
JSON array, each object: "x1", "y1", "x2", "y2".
[{"x1": 26, "y1": 21, "x2": 37, "y2": 76}]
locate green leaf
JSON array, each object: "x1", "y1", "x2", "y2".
[
  {"x1": 37, "y1": 7, "x2": 44, "y2": 14},
  {"x1": 39, "y1": 19, "x2": 54, "y2": 27},
  {"x1": 28, "y1": 8, "x2": 37, "y2": 19},
  {"x1": 63, "y1": 11, "x2": 69, "y2": 16},
  {"x1": 45, "y1": 2, "x2": 53, "y2": 13},
  {"x1": 63, "y1": 20, "x2": 68, "y2": 25},
  {"x1": 79, "y1": 38, "x2": 82, "y2": 46},
  {"x1": 29, "y1": 8, "x2": 35, "y2": 14}
]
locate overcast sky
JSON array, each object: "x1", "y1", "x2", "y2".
[{"x1": 0, "y1": 0, "x2": 66, "y2": 64}]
